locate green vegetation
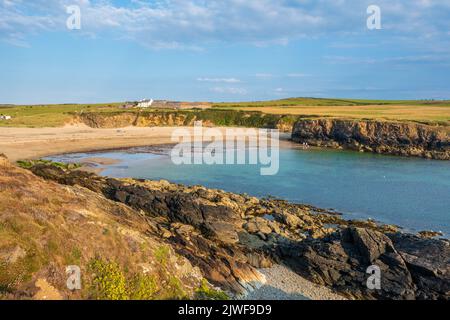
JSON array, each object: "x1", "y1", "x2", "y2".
[
  {"x1": 0, "y1": 219, "x2": 50, "y2": 295},
  {"x1": 154, "y1": 245, "x2": 170, "y2": 266},
  {"x1": 195, "y1": 279, "x2": 229, "y2": 300},
  {"x1": 0, "y1": 103, "x2": 124, "y2": 127},
  {"x1": 79, "y1": 109, "x2": 295, "y2": 129},
  {"x1": 141, "y1": 109, "x2": 294, "y2": 128},
  {"x1": 182, "y1": 109, "x2": 287, "y2": 128},
  {"x1": 212, "y1": 99, "x2": 450, "y2": 125},
  {"x1": 87, "y1": 257, "x2": 227, "y2": 300},
  {"x1": 1, "y1": 97, "x2": 449, "y2": 127},
  {"x1": 163, "y1": 276, "x2": 188, "y2": 300},
  {"x1": 16, "y1": 159, "x2": 82, "y2": 170},
  {"x1": 87, "y1": 257, "x2": 190, "y2": 300},
  {"x1": 89, "y1": 259, "x2": 129, "y2": 300},
  {"x1": 129, "y1": 274, "x2": 159, "y2": 300},
  {"x1": 0, "y1": 161, "x2": 206, "y2": 300},
  {"x1": 213, "y1": 97, "x2": 450, "y2": 108}
]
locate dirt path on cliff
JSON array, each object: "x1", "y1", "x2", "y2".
[{"x1": 0, "y1": 124, "x2": 291, "y2": 161}]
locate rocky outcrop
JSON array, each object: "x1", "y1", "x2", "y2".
[
  {"x1": 27, "y1": 163, "x2": 450, "y2": 300},
  {"x1": 292, "y1": 119, "x2": 450, "y2": 160},
  {"x1": 0, "y1": 155, "x2": 205, "y2": 300},
  {"x1": 389, "y1": 233, "x2": 450, "y2": 300},
  {"x1": 27, "y1": 164, "x2": 268, "y2": 295},
  {"x1": 277, "y1": 228, "x2": 449, "y2": 300}
]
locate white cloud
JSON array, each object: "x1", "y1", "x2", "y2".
[
  {"x1": 324, "y1": 54, "x2": 450, "y2": 66},
  {"x1": 197, "y1": 77, "x2": 241, "y2": 83},
  {"x1": 255, "y1": 73, "x2": 275, "y2": 79},
  {"x1": 287, "y1": 73, "x2": 309, "y2": 78},
  {"x1": 210, "y1": 87, "x2": 247, "y2": 95},
  {"x1": 0, "y1": 0, "x2": 449, "y2": 48}
]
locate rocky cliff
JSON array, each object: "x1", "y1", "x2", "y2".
[
  {"x1": 292, "y1": 119, "x2": 450, "y2": 160},
  {"x1": 17, "y1": 161, "x2": 450, "y2": 300},
  {"x1": 79, "y1": 111, "x2": 449, "y2": 159}
]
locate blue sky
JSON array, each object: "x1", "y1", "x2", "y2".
[{"x1": 1, "y1": 0, "x2": 450, "y2": 104}]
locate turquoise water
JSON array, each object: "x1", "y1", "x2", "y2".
[{"x1": 48, "y1": 144, "x2": 450, "y2": 236}]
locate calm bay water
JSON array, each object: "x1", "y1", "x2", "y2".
[{"x1": 48, "y1": 143, "x2": 450, "y2": 236}]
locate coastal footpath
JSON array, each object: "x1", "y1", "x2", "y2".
[{"x1": 2, "y1": 155, "x2": 448, "y2": 300}]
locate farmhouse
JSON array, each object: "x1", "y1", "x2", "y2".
[
  {"x1": 121, "y1": 99, "x2": 211, "y2": 110},
  {"x1": 137, "y1": 99, "x2": 154, "y2": 108}
]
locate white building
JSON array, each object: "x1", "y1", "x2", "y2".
[
  {"x1": 137, "y1": 99, "x2": 154, "y2": 108},
  {"x1": 0, "y1": 115, "x2": 12, "y2": 120}
]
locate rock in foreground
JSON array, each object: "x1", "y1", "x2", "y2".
[{"x1": 25, "y1": 162, "x2": 450, "y2": 300}]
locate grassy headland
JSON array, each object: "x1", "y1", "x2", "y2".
[
  {"x1": 1, "y1": 98, "x2": 449, "y2": 128},
  {"x1": 0, "y1": 103, "x2": 124, "y2": 127}
]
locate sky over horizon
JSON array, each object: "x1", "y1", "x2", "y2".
[{"x1": 1, "y1": 0, "x2": 450, "y2": 104}]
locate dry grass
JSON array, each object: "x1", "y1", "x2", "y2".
[
  {"x1": 213, "y1": 104, "x2": 450, "y2": 125},
  {"x1": 1, "y1": 98, "x2": 449, "y2": 128},
  {"x1": 0, "y1": 158, "x2": 202, "y2": 299}
]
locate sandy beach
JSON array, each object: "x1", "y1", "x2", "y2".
[
  {"x1": 0, "y1": 124, "x2": 347, "y2": 300},
  {"x1": 0, "y1": 124, "x2": 184, "y2": 161},
  {"x1": 0, "y1": 124, "x2": 290, "y2": 162}
]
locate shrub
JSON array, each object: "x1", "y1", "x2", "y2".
[
  {"x1": 89, "y1": 259, "x2": 128, "y2": 300},
  {"x1": 195, "y1": 279, "x2": 229, "y2": 300},
  {"x1": 154, "y1": 245, "x2": 170, "y2": 266},
  {"x1": 129, "y1": 274, "x2": 158, "y2": 300},
  {"x1": 163, "y1": 276, "x2": 188, "y2": 300},
  {"x1": 87, "y1": 257, "x2": 191, "y2": 300},
  {"x1": 16, "y1": 159, "x2": 81, "y2": 170}
]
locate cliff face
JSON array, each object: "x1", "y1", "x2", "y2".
[
  {"x1": 78, "y1": 112, "x2": 191, "y2": 129},
  {"x1": 292, "y1": 119, "x2": 450, "y2": 160},
  {"x1": 77, "y1": 110, "x2": 297, "y2": 132},
  {"x1": 79, "y1": 112, "x2": 449, "y2": 159}
]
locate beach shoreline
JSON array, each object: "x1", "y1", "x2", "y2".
[
  {"x1": 2, "y1": 125, "x2": 449, "y2": 300},
  {"x1": 0, "y1": 124, "x2": 291, "y2": 162},
  {"x1": 0, "y1": 124, "x2": 187, "y2": 162}
]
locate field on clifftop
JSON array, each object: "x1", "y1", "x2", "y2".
[
  {"x1": 213, "y1": 98, "x2": 450, "y2": 125},
  {"x1": 1, "y1": 98, "x2": 449, "y2": 127},
  {"x1": 0, "y1": 103, "x2": 124, "y2": 128}
]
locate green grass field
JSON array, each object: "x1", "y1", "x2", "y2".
[
  {"x1": 1, "y1": 98, "x2": 449, "y2": 127},
  {"x1": 0, "y1": 103, "x2": 125, "y2": 127},
  {"x1": 213, "y1": 97, "x2": 450, "y2": 108}
]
